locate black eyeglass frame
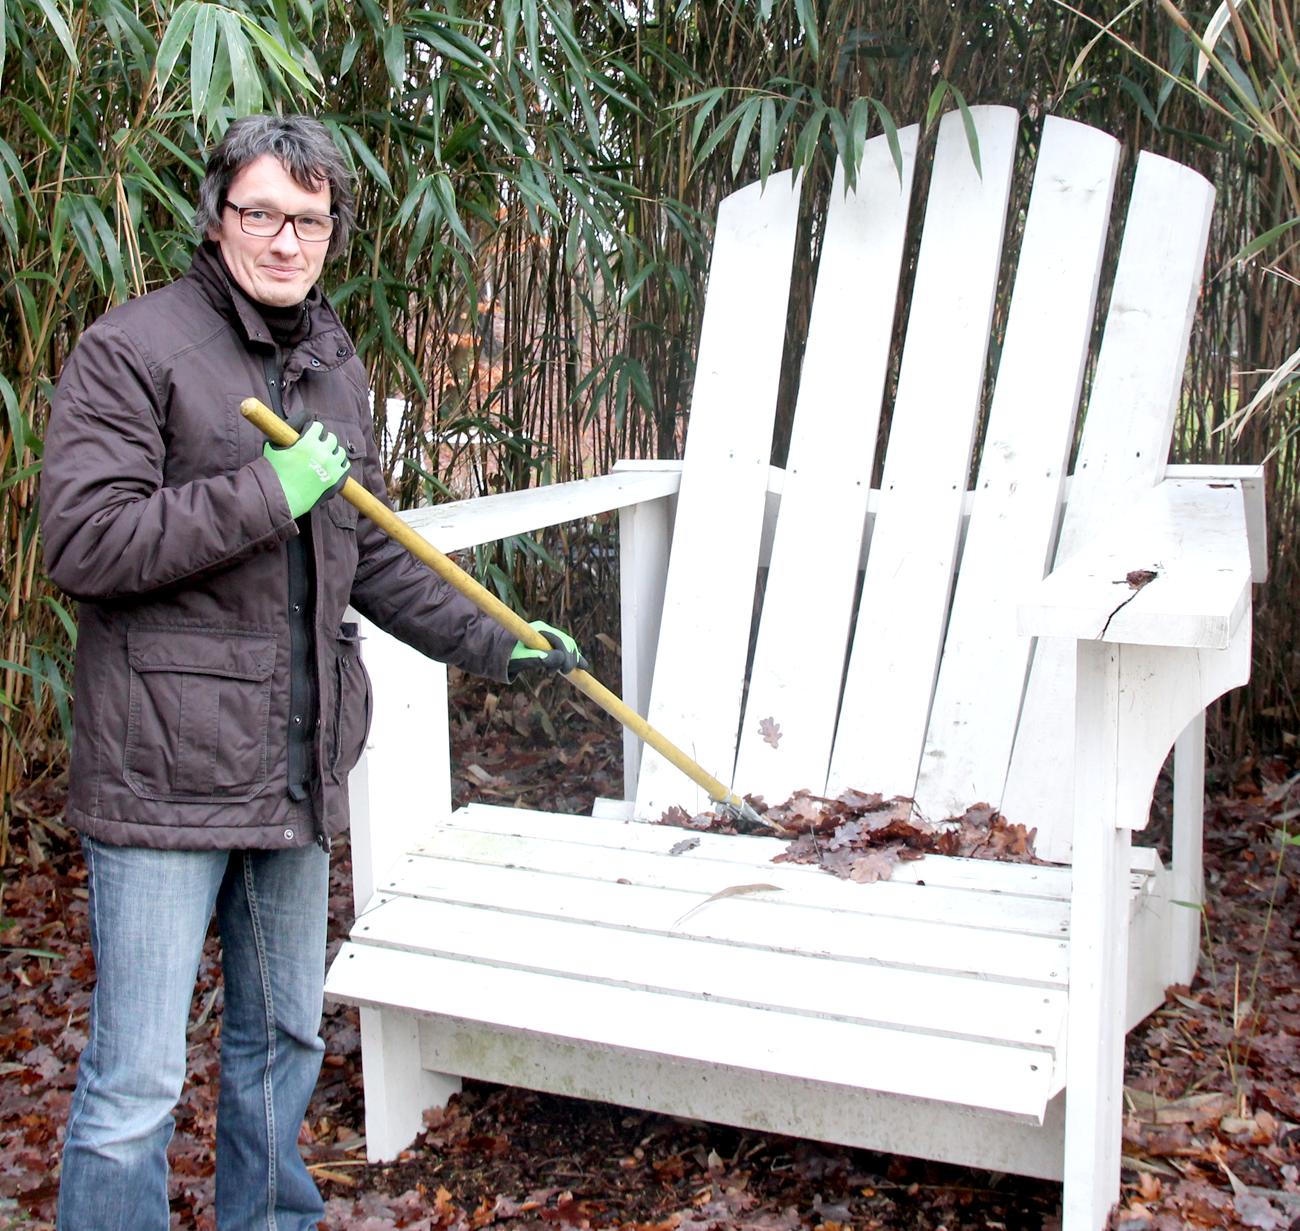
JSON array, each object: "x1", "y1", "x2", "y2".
[{"x1": 221, "y1": 199, "x2": 338, "y2": 242}]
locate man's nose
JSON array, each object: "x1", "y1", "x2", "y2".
[{"x1": 268, "y1": 220, "x2": 302, "y2": 253}]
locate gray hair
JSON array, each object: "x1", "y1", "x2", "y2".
[{"x1": 195, "y1": 114, "x2": 356, "y2": 259}]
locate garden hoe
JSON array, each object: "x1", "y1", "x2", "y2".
[{"x1": 241, "y1": 398, "x2": 763, "y2": 827}]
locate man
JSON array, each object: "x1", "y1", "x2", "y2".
[{"x1": 41, "y1": 114, "x2": 581, "y2": 1231}]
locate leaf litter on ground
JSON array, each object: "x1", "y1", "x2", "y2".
[{"x1": 5, "y1": 695, "x2": 1300, "y2": 1229}]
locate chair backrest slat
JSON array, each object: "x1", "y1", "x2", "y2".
[
  {"x1": 826, "y1": 106, "x2": 1019, "y2": 799},
  {"x1": 1002, "y1": 151, "x2": 1215, "y2": 860},
  {"x1": 912, "y1": 117, "x2": 1121, "y2": 822},
  {"x1": 634, "y1": 172, "x2": 802, "y2": 819},
  {"x1": 733, "y1": 128, "x2": 919, "y2": 806}
]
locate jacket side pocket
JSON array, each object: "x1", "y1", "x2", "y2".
[
  {"x1": 330, "y1": 622, "x2": 372, "y2": 778},
  {"x1": 124, "y1": 626, "x2": 277, "y2": 803}
]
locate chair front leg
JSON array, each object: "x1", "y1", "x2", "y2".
[{"x1": 1063, "y1": 640, "x2": 1133, "y2": 1231}]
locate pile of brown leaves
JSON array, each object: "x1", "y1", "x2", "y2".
[{"x1": 660, "y1": 789, "x2": 1040, "y2": 883}]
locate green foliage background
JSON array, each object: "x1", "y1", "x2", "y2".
[{"x1": 1, "y1": 0, "x2": 1298, "y2": 845}]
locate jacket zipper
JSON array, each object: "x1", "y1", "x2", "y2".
[{"x1": 262, "y1": 353, "x2": 325, "y2": 849}]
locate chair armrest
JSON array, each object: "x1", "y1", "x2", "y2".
[
  {"x1": 397, "y1": 469, "x2": 683, "y2": 553},
  {"x1": 1017, "y1": 478, "x2": 1253, "y2": 649}
]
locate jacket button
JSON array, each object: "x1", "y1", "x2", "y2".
[
  {"x1": 311, "y1": 358, "x2": 321, "y2": 367},
  {"x1": 284, "y1": 828, "x2": 294, "y2": 841},
  {"x1": 336, "y1": 347, "x2": 347, "y2": 357}
]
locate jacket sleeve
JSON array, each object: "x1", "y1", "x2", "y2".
[
  {"x1": 345, "y1": 405, "x2": 516, "y2": 684},
  {"x1": 41, "y1": 320, "x2": 297, "y2": 602}
]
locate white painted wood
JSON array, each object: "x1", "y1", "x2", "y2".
[
  {"x1": 734, "y1": 127, "x2": 919, "y2": 804},
  {"x1": 377, "y1": 856, "x2": 1072, "y2": 986},
  {"x1": 405, "y1": 828, "x2": 1072, "y2": 936},
  {"x1": 400, "y1": 469, "x2": 681, "y2": 552},
  {"x1": 1164, "y1": 463, "x2": 1267, "y2": 581},
  {"x1": 1109, "y1": 618, "x2": 1250, "y2": 832},
  {"x1": 358, "y1": 1006, "x2": 460, "y2": 1162},
  {"x1": 454, "y1": 802, "x2": 1076, "y2": 899},
  {"x1": 1003, "y1": 151, "x2": 1217, "y2": 861},
  {"x1": 327, "y1": 122, "x2": 1256, "y2": 1224},
  {"x1": 348, "y1": 613, "x2": 450, "y2": 913},
  {"x1": 1126, "y1": 853, "x2": 1176, "y2": 1030},
  {"x1": 591, "y1": 796, "x2": 636, "y2": 820},
  {"x1": 1171, "y1": 711, "x2": 1207, "y2": 986},
  {"x1": 826, "y1": 106, "x2": 1019, "y2": 799},
  {"x1": 914, "y1": 118, "x2": 1120, "y2": 821},
  {"x1": 350, "y1": 894, "x2": 1067, "y2": 1051},
  {"x1": 1063, "y1": 641, "x2": 1136, "y2": 1231},
  {"x1": 619, "y1": 495, "x2": 672, "y2": 794},
  {"x1": 417, "y1": 1017, "x2": 1070, "y2": 1180},
  {"x1": 634, "y1": 173, "x2": 802, "y2": 818},
  {"x1": 1017, "y1": 479, "x2": 1253, "y2": 648},
  {"x1": 329, "y1": 944, "x2": 1057, "y2": 1119}
]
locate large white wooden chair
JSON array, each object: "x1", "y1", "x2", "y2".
[{"x1": 326, "y1": 108, "x2": 1266, "y2": 1230}]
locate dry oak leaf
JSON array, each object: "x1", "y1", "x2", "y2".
[{"x1": 758, "y1": 717, "x2": 782, "y2": 749}]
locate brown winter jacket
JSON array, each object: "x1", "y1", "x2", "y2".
[{"x1": 41, "y1": 243, "x2": 514, "y2": 850}]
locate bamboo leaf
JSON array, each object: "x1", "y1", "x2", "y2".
[
  {"x1": 945, "y1": 81, "x2": 982, "y2": 178},
  {"x1": 758, "y1": 96, "x2": 777, "y2": 184},
  {"x1": 1196, "y1": 2, "x2": 1234, "y2": 85},
  {"x1": 0, "y1": 373, "x2": 24, "y2": 458},
  {"x1": 10, "y1": 99, "x2": 60, "y2": 152},
  {"x1": 790, "y1": 0, "x2": 818, "y2": 59},
  {"x1": 218, "y1": 8, "x2": 261, "y2": 118},
  {"x1": 340, "y1": 124, "x2": 395, "y2": 196},
  {"x1": 1118, "y1": 74, "x2": 1160, "y2": 131},
  {"x1": 64, "y1": 197, "x2": 105, "y2": 288},
  {"x1": 430, "y1": 171, "x2": 473, "y2": 250},
  {"x1": 924, "y1": 80, "x2": 949, "y2": 131},
  {"x1": 190, "y1": 4, "x2": 218, "y2": 122},
  {"x1": 339, "y1": 31, "x2": 362, "y2": 76},
  {"x1": 730, "y1": 95, "x2": 761, "y2": 177},
  {"x1": 870, "y1": 97, "x2": 904, "y2": 181},
  {"x1": 42, "y1": 598, "x2": 77, "y2": 648},
  {"x1": 154, "y1": 0, "x2": 198, "y2": 99},
  {"x1": 31, "y1": 0, "x2": 77, "y2": 65},
  {"x1": 383, "y1": 22, "x2": 406, "y2": 91},
  {"x1": 1237, "y1": 216, "x2": 1300, "y2": 261}
]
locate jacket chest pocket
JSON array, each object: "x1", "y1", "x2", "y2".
[
  {"x1": 124, "y1": 627, "x2": 277, "y2": 803},
  {"x1": 330, "y1": 623, "x2": 372, "y2": 778}
]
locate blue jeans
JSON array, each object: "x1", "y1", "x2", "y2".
[{"x1": 57, "y1": 837, "x2": 330, "y2": 1231}]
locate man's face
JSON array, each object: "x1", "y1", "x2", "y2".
[{"x1": 210, "y1": 153, "x2": 332, "y2": 307}]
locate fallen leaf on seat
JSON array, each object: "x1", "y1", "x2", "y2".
[
  {"x1": 849, "y1": 852, "x2": 897, "y2": 883},
  {"x1": 669, "y1": 836, "x2": 701, "y2": 855},
  {"x1": 671, "y1": 883, "x2": 783, "y2": 928},
  {"x1": 758, "y1": 717, "x2": 782, "y2": 748}
]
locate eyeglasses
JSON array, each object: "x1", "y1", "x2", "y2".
[{"x1": 222, "y1": 200, "x2": 336, "y2": 242}]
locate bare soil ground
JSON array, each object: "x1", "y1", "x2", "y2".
[{"x1": 2, "y1": 673, "x2": 1299, "y2": 1230}]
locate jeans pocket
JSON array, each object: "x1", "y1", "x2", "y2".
[
  {"x1": 330, "y1": 623, "x2": 371, "y2": 777},
  {"x1": 124, "y1": 626, "x2": 277, "y2": 802}
]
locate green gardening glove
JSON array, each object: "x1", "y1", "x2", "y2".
[
  {"x1": 509, "y1": 620, "x2": 588, "y2": 679},
  {"x1": 263, "y1": 421, "x2": 350, "y2": 519}
]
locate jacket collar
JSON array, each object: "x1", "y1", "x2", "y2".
[{"x1": 184, "y1": 242, "x2": 356, "y2": 379}]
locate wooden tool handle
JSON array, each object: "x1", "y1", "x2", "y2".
[{"x1": 241, "y1": 398, "x2": 749, "y2": 815}]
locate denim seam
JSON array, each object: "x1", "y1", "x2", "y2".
[
  {"x1": 243, "y1": 853, "x2": 280, "y2": 1231},
  {"x1": 61, "y1": 840, "x2": 99, "y2": 1156}
]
